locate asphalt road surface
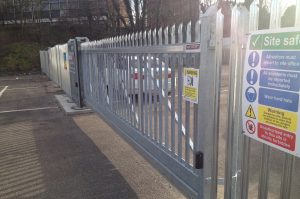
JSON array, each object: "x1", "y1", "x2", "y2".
[
  {"x1": 1, "y1": 71, "x2": 300, "y2": 199},
  {"x1": 0, "y1": 75, "x2": 184, "y2": 199}
]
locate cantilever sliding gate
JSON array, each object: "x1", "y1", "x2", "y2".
[
  {"x1": 79, "y1": 6, "x2": 223, "y2": 199},
  {"x1": 40, "y1": 1, "x2": 300, "y2": 198}
]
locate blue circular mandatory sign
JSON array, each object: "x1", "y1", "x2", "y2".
[
  {"x1": 245, "y1": 86, "x2": 257, "y2": 102},
  {"x1": 246, "y1": 69, "x2": 258, "y2": 85},
  {"x1": 248, "y1": 51, "x2": 260, "y2": 67}
]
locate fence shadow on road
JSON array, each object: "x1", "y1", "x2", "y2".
[{"x1": 0, "y1": 110, "x2": 138, "y2": 199}]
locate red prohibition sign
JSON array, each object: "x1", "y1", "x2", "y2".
[{"x1": 246, "y1": 120, "x2": 256, "y2": 134}]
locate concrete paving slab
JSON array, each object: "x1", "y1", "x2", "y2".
[
  {"x1": 55, "y1": 94, "x2": 91, "y2": 115},
  {"x1": 73, "y1": 114, "x2": 185, "y2": 199}
]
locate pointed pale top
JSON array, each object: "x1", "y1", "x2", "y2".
[
  {"x1": 171, "y1": 24, "x2": 176, "y2": 44},
  {"x1": 195, "y1": 20, "x2": 201, "y2": 42},
  {"x1": 178, "y1": 23, "x2": 183, "y2": 44},
  {"x1": 164, "y1": 27, "x2": 169, "y2": 45},
  {"x1": 249, "y1": 0, "x2": 259, "y2": 31},
  {"x1": 148, "y1": 29, "x2": 152, "y2": 46},
  {"x1": 296, "y1": 0, "x2": 300, "y2": 27},
  {"x1": 270, "y1": 0, "x2": 281, "y2": 29},
  {"x1": 158, "y1": 27, "x2": 163, "y2": 45},
  {"x1": 143, "y1": 31, "x2": 147, "y2": 46},
  {"x1": 153, "y1": 28, "x2": 157, "y2": 45},
  {"x1": 186, "y1": 21, "x2": 191, "y2": 43}
]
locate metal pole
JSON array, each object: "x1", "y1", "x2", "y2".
[
  {"x1": 198, "y1": 5, "x2": 223, "y2": 199},
  {"x1": 241, "y1": 137, "x2": 250, "y2": 199},
  {"x1": 224, "y1": 5, "x2": 249, "y2": 199},
  {"x1": 279, "y1": 1, "x2": 299, "y2": 198},
  {"x1": 258, "y1": 1, "x2": 282, "y2": 198},
  {"x1": 258, "y1": 146, "x2": 270, "y2": 199},
  {"x1": 296, "y1": 0, "x2": 300, "y2": 27},
  {"x1": 280, "y1": 154, "x2": 294, "y2": 199}
]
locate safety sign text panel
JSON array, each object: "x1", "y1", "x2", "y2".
[{"x1": 242, "y1": 28, "x2": 300, "y2": 157}]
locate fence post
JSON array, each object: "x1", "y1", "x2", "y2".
[
  {"x1": 296, "y1": 0, "x2": 300, "y2": 27},
  {"x1": 224, "y1": 4, "x2": 249, "y2": 199},
  {"x1": 197, "y1": 5, "x2": 223, "y2": 199},
  {"x1": 271, "y1": 0, "x2": 295, "y2": 197}
]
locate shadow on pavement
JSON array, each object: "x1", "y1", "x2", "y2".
[{"x1": 0, "y1": 110, "x2": 138, "y2": 199}]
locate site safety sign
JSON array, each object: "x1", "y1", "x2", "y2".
[
  {"x1": 183, "y1": 68, "x2": 199, "y2": 104},
  {"x1": 242, "y1": 28, "x2": 300, "y2": 157}
]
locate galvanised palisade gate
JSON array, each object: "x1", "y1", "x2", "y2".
[
  {"x1": 40, "y1": 1, "x2": 300, "y2": 198},
  {"x1": 79, "y1": 6, "x2": 223, "y2": 198}
]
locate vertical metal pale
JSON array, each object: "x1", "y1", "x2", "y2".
[
  {"x1": 249, "y1": 0, "x2": 259, "y2": 32},
  {"x1": 258, "y1": 1, "x2": 281, "y2": 199},
  {"x1": 135, "y1": 32, "x2": 139, "y2": 46},
  {"x1": 269, "y1": 0, "x2": 281, "y2": 28},
  {"x1": 139, "y1": 32, "x2": 143, "y2": 46},
  {"x1": 148, "y1": 30, "x2": 152, "y2": 46},
  {"x1": 143, "y1": 31, "x2": 147, "y2": 46},
  {"x1": 186, "y1": 22, "x2": 191, "y2": 43},
  {"x1": 153, "y1": 28, "x2": 157, "y2": 46},
  {"x1": 164, "y1": 27, "x2": 169, "y2": 45},
  {"x1": 170, "y1": 24, "x2": 176, "y2": 155},
  {"x1": 158, "y1": 27, "x2": 163, "y2": 45},
  {"x1": 199, "y1": 5, "x2": 224, "y2": 199},
  {"x1": 279, "y1": 0, "x2": 296, "y2": 198},
  {"x1": 296, "y1": 0, "x2": 300, "y2": 27},
  {"x1": 178, "y1": 23, "x2": 183, "y2": 44},
  {"x1": 171, "y1": 24, "x2": 176, "y2": 44},
  {"x1": 130, "y1": 34, "x2": 134, "y2": 47},
  {"x1": 224, "y1": 4, "x2": 249, "y2": 199},
  {"x1": 195, "y1": 20, "x2": 201, "y2": 42}
]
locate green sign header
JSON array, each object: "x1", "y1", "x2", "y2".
[{"x1": 250, "y1": 31, "x2": 300, "y2": 50}]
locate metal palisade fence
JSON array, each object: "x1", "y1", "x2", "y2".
[
  {"x1": 40, "y1": 44, "x2": 71, "y2": 97},
  {"x1": 39, "y1": 1, "x2": 300, "y2": 199},
  {"x1": 225, "y1": 0, "x2": 300, "y2": 199},
  {"x1": 40, "y1": 5, "x2": 224, "y2": 199}
]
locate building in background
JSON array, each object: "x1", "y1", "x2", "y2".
[{"x1": 1, "y1": 0, "x2": 108, "y2": 24}]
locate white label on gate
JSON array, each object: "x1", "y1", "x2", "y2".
[
  {"x1": 242, "y1": 27, "x2": 300, "y2": 157},
  {"x1": 183, "y1": 68, "x2": 199, "y2": 104}
]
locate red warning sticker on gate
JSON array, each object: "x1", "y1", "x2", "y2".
[{"x1": 258, "y1": 123, "x2": 296, "y2": 151}]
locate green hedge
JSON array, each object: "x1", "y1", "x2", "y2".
[{"x1": 0, "y1": 42, "x2": 42, "y2": 74}]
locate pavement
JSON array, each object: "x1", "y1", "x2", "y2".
[
  {"x1": 0, "y1": 75, "x2": 184, "y2": 199},
  {"x1": 2, "y1": 71, "x2": 300, "y2": 199}
]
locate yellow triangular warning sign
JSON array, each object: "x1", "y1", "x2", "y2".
[{"x1": 245, "y1": 105, "x2": 256, "y2": 119}]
